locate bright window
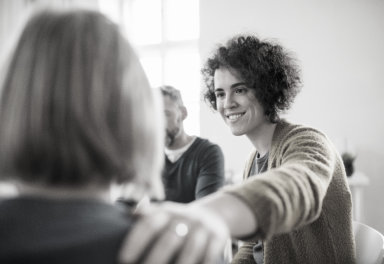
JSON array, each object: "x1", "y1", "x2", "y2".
[
  {"x1": 98, "y1": 0, "x2": 200, "y2": 136},
  {"x1": 164, "y1": 0, "x2": 199, "y2": 41}
]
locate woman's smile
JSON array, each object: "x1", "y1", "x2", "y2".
[{"x1": 226, "y1": 112, "x2": 246, "y2": 122}]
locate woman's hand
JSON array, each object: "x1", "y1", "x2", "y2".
[{"x1": 118, "y1": 201, "x2": 230, "y2": 264}]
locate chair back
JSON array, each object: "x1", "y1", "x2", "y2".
[{"x1": 353, "y1": 221, "x2": 384, "y2": 264}]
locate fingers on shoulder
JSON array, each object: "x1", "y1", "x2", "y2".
[{"x1": 118, "y1": 211, "x2": 170, "y2": 263}]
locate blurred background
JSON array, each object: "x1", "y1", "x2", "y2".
[{"x1": 1, "y1": 0, "x2": 383, "y2": 235}]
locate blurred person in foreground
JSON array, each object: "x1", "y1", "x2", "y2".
[
  {"x1": 159, "y1": 85, "x2": 225, "y2": 203},
  {"x1": 120, "y1": 35, "x2": 356, "y2": 264},
  {"x1": 0, "y1": 8, "x2": 228, "y2": 264}
]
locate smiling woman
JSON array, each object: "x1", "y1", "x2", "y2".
[
  {"x1": 121, "y1": 34, "x2": 357, "y2": 264},
  {"x1": 198, "y1": 34, "x2": 356, "y2": 264}
]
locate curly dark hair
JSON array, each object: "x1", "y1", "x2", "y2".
[{"x1": 202, "y1": 35, "x2": 302, "y2": 123}]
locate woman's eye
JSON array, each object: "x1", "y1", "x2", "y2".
[
  {"x1": 235, "y1": 87, "x2": 246, "y2": 94},
  {"x1": 215, "y1": 92, "x2": 224, "y2": 99}
]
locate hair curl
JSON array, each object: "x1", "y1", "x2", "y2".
[{"x1": 202, "y1": 35, "x2": 302, "y2": 123}]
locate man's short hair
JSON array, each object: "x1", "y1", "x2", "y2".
[{"x1": 159, "y1": 85, "x2": 184, "y2": 106}]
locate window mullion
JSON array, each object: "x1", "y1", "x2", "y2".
[{"x1": 161, "y1": 0, "x2": 166, "y2": 85}]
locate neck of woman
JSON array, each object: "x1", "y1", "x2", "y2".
[{"x1": 247, "y1": 122, "x2": 277, "y2": 156}]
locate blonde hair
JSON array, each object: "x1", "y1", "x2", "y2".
[{"x1": 0, "y1": 9, "x2": 164, "y2": 195}]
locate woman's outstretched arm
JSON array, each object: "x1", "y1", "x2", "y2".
[{"x1": 118, "y1": 192, "x2": 257, "y2": 264}]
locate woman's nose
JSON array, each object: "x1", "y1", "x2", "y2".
[{"x1": 223, "y1": 94, "x2": 237, "y2": 109}]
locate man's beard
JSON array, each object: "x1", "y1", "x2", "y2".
[{"x1": 165, "y1": 128, "x2": 180, "y2": 148}]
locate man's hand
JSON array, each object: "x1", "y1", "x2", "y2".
[{"x1": 118, "y1": 202, "x2": 230, "y2": 264}]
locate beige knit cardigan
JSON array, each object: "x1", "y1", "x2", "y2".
[{"x1": 224, "y1": 120, "x2": 356, "y2": 264}]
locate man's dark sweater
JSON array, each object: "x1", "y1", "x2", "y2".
[{"x1": 162, "y1": 137, "x2": 225, "y2": 203}]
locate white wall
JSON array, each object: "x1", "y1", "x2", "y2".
[{"x1": 199, "y1": 0, "x2": 384, "y2": 233}]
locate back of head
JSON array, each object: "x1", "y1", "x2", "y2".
[{"x1": 0, "y1": 8, "x2": 164, "y2": 192}]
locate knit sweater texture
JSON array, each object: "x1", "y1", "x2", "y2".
[{"x1": 225, "y1": 120, "x2": 356, "y2": 264}]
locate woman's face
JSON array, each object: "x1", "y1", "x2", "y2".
[{"x1": 213, "y1": 67, "x2": 268, "y2": 137}]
